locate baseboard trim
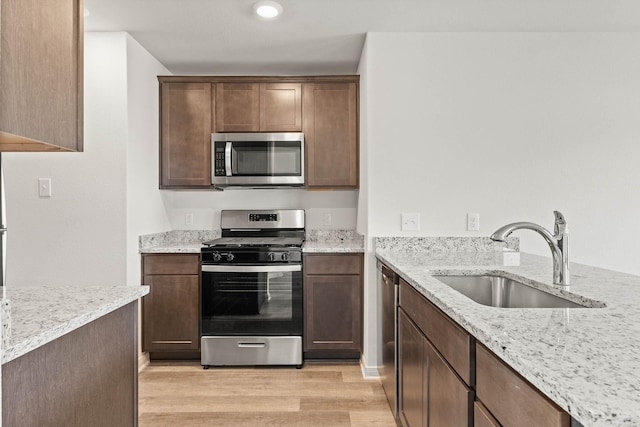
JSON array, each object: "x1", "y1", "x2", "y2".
[
  {"x1": 138, "y1": 351, "x2": 150, "y2": 373},
  {"x1": 360, "y1": 357, "x2": 381, "y2": 379}
]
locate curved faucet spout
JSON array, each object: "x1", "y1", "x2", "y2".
[{"x1": 490, "y1": 211, "x2": 570, "y2": 286}]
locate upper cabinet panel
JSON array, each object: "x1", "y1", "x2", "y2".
[
  {"x1": 215, "y1": 82, "x2": 302, "y2": 132},
  {"x1": 303, "y1": 82, "x2": 358, "y2": 189},
  {"x1": 215, "y1": 83, "x2": 260, "y2": 132},
  {"x1": 160, "y1": 82, "x2": 213, "y2": 188},
  {"x1": 0, "y1": 0, "x2": 83, "y2": 152},
  {"x1": 260, "y1": 83, "x2": 302, "y2": 132}
]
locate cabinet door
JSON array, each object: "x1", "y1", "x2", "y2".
[
  {"x1": 304, "y1": 274, "x2": 362, "y2": 351},
  {"x1": 399, "y1": 309, "x2": 426, "y2": 427},
  {"x1": 426, "y1": 340, "x2": 473, "y2": 427},
  {"x1": 260, "y1": 83, "x2": 302, "y2": 131},
  {"x1": 215, "y1": 83, "x2": 260, "y2": 132},
  {"x1": 0, "y1": 0, "x2": 83, "y2": 151},
  {"x1": 303, "y1": 82, "x2": 358, "y2": 188},
  {"x1": 160, "y1": 82, "x2": 212, "y2": 187},
  {"x1": 142, "y1": 274, "x2": 200, "y2": 352},
  {"x1": 474, "y1": 402, "x2": 501, "y2": 427}
]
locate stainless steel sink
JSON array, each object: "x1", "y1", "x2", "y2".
[{"x1": 434, "y1": 275, "x2": 586, "y2": 308}]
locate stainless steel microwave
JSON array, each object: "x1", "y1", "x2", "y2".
[{"x1": 211, "y1": 132, "x2": 305, "y2": 188}]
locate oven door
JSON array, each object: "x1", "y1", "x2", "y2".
[{"x1": 201, "y1": 264, "x2": 303, "y2": 336}]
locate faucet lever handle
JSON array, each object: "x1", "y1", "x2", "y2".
[{"x1": 553, "y1": 211, "x2": 567, "y2": 236}]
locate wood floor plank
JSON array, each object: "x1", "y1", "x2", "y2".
[
  {"x1": 139, "y1": 411, "x2": 351, "y2": 427},
  {"x1": 139, "y1": 362, "x2": 396, "y2": 426}
]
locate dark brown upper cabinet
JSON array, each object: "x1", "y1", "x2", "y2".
[
  {"x1": 303, "y1": 82, "x2": 358, "y2": 189},
  {"x1": 157, "y1": 76, "x2": 359, "y2": 190},
  {"x1": 160, "y1": 82, "x2": 213, "y2": 188},
  {"x1": 215, "y1": 82, "x2": 302, "y2": 132},
  {"x1": 0, "y1": 0, "x2": 83, "y2": 152}
]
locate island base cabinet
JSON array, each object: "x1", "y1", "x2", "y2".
[
  {"x1": 2, "y1": 302, "x2": 138, "y2": 426},
  {"x1": 399, "y1": 309, "x2": 426, "y2": 427},
  {"x1": 398, "y1": 308, "x2": 472, "y2": 427},
  {"x1": 476, "y1": 343, "x2": 570, "y2": 427}
]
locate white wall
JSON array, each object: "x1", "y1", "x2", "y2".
[
  {"x1": 125, "y1": 35, "x2": 172, "y2": 287},
  {"x1": 359, "y1": 32, "x2": 640, "y2": 369},
  {"x1": 165, "y1": 190, "x2": 358, "y2": 230},
  {"x1": 3, "y1": 33, "x2": 130, "y2": 287},
  {"x1": 3, "y1": 32, "x2": 172, "y2": 289}
]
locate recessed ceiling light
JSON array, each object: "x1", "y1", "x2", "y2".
[{"x1": 253, "y1": 1, "x2": 283, "y2": 19}]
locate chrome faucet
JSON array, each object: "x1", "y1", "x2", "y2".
[{"x1": 491, "y1": 211, "x2": 570, "y2": 285}]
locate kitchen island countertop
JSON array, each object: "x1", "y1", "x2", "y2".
[
  {"x1": 376, "y1": 248, "x2": 640, "y2": 427},
  {"x1": 1, "y1": 285, "x2": 148, "y2": 364}
]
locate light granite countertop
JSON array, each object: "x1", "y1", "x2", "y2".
[
  {"x1": 1, "y1": 285, "x2": 148, "y2": 365},
  {"x1": 376, "y1": 248, "x2": 640, "y2": 427}
]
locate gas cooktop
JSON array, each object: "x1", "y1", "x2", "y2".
[{"x1": 202, "y1": 236, "x2": 304, "y2": 248}]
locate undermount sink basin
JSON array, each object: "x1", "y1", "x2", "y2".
[{"x1": 434, "y1": 275, "x2": 586, "y2": 308}]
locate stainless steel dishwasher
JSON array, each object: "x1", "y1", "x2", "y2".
[{"x1": 378, "y1": 260, "x2": 399, "y2": 417}]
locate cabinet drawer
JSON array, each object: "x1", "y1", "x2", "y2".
[
  {"x1": 399, "y1": 279, "x2": 474, "y2": 385},
  {"x1": 142, "y1": 254, "x2": 200, "y2": 275},
  {"x1": 303, "y1": 254, "x2": 362, "y2": 275},
  {"x1": 476, "y1": 344, "x2": 570, "y2": 427}
]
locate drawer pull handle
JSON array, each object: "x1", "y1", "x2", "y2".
[
  {"x1": 151, "y1": 340, "x2": 192, "y2": 344},
  {"x1": 237, "y1": 342, "x2": 267, "y2": 348}
]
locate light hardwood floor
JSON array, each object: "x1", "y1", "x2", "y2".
[{"x1": 139, "y1": 362, "x2": 397, "y2": 426}]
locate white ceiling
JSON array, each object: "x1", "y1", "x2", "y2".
[{"x1": 84, "y1": 0, "x2": 640, "y2": 75}]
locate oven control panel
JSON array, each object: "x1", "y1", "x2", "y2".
[{"x1": 202, "y1": 249, "x2": 301, "y2": 264}]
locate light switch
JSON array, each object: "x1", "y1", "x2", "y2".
[
  {"x1": 38, "y1": 178, "x2": 52, "y2": 198},
  {"x1": 185, "y1": 213, "x2": 194, "y2": 226},
  {"x1": 401, "y1": 213, "x2": 420, "y2": 231}
]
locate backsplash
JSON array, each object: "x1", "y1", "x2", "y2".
[
  {"x1": 305, "y1": 229, "x2": 364, "y2": 244},
  {"x1": 375, "y1": 236, "x2": 519, "y2": 252}
]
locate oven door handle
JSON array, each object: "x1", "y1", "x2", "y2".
[{"x1": 201, "y1": 264, "x2": 302, "y2": 273}]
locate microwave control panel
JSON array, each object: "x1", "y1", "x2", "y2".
[{"x1": 214, "y1": 142, "x2": 226, "y2": 176}]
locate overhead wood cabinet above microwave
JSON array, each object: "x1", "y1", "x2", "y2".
[
  {"x1": 157, "y1": 75, "x2": 359, "y2": 190},
  {"x1": 216, "y1": 83, "x2": 302, "y2": 132},
  {"x1": 0, "y1": 0, "x2": 84, "y2": 152}
]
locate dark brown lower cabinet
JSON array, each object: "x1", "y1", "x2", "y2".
[
  {"x1": 141, "y1": 254, "x2": 200, "y2": 357},
  {"x1": 476, "y1": 343, "x2": 570, "y2": 427},
  {"x1": 399, "y1": 309, "x2": 472, "y2": 427},
  {"x1": 395, "y1": 272, "x2": 573, "y2": 427},
  {"x1": 2, "y1": 302, "x2": 138, "y2": 426},
  {"x1": 399, "y1": 309, "x2": 426, "y2": 427},
  {"x1": 303, "y1": 253, "x2": 363, "y2": 358}
]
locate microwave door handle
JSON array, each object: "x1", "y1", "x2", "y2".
[{"x1": 225, "y1": 142, "x2": 232, "y2": 176}]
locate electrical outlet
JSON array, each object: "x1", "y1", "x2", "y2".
[
  {"x1": 38, "y1": 178, "x2": 52, "y2": 198},
  {"x1": 323, "y1": 213, "x2": 332, "y2": 226},
  {"x1": 401, "y1": 213, "x2": 420, "y2": 231},
  {"x1": 467, "y1": 213, "x2": 480, "y2": 231},
  {"x1": 185, "y1": 213, "x2": 194, "y2": 226}
]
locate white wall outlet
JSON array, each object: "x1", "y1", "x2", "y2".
[
  {"x1": 38, "y1": 178, "x2": 52, "y2": 198},
  {"x1": 467, "y1": 213, "x2": 480, "y2": 231},
  {"x1": 401, "y1": 213, "x2": 420, "y2": 231},
  {"x1": 185, "y1": 213, "x2": 194, "y2": 226},
  {"x1": 323, "y1": 213, "x2": 332, "y2": 226}
]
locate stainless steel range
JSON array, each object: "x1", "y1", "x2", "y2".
[{"x1": 200, "y1": 209, "x2": 304, "y2": 368}]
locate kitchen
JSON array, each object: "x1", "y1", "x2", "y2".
[{"x1": 2, "y1": 0, "x2": 640, "y2": 426}]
